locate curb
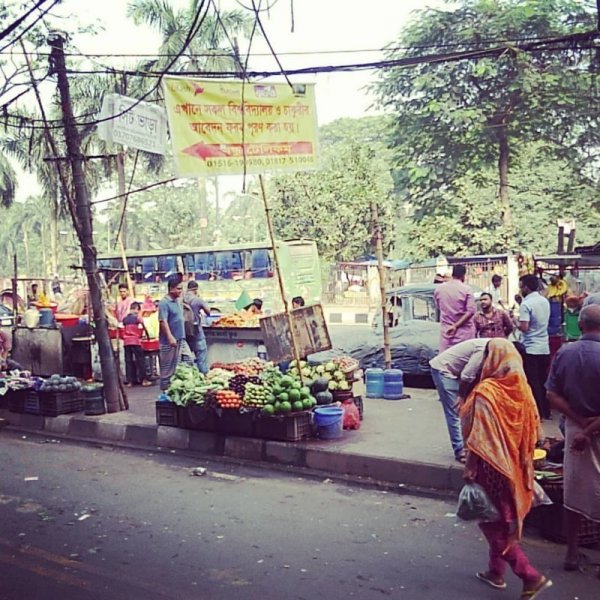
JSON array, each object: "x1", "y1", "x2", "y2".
[{"x1": 0, "y1": 409, "x2": 463, "y2": 494}]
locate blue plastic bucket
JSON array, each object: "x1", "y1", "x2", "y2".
[
  {"x1": 365, "y1": 368, "x2": 384, "y2": 398},
  {"x1": 38, "y1": 308, "x2": 54, "y2": 327},
  {"x1": 383, "y1": 368, "x2": 404, "y2": 400},
  {"x1": 314, "y1": 406, "x2": 343, "y2": 439}
]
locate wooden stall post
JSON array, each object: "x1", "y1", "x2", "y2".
[
  {"x1": 371, "y1": 201, "x2": 391, "y2": 369},
  {"x1": 258, "y1": 175, "x2": 304, "y2": 381},
  {"x1": 12, "y1": 253, "x2": 18, "y2": 319}
]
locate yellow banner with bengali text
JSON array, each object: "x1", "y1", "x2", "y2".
[{"x1": 162, "y1": 78, "x2": 320, "y2": 177}]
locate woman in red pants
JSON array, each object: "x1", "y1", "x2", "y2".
[{"x1": 460, "y1": 339, "x2": 552, "y2": 599}]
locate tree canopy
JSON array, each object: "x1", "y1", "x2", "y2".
[
  {"x1": 374, "y1": 0, "x2": 599, "y2": 251},
  {"x1": 267, "y1": 116, "x2": 397, "y2": 263}
]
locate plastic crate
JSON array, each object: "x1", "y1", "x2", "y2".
[
  {"x1": 23, "y1": 390, "x2": 41, "y2": 415},
  {"x1": 155, "y1": 401, "x2": 179, "y2": 427},
  {"x1": 218, "y1": 409, "x2": 256, "y2": 437},
  {"x1": 538, "y1": 480, "x2": 600, "y2": 547},
  {"x1": 7, "y1": 389, "x2": 29, "y2": 413},
  {"x1": 255, "y1": 411, "x2": 313, "y2": 442},
  {"x1": 179, "y1": 404, "x2": 217, "y2": 431},
  {"x1": 38, "y1": 391, "x2": 83, "y2": 417}
]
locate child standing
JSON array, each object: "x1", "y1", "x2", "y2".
[{"x1": 122, "y1": 302, "x2": 152, "y2": 387}]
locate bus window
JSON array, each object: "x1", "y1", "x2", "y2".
[
  {"x1": 141, "y1": 257, "x2": 157, "y2": 281},
  {"x1": 182, "y1": 254, "x2": 195, "y2": 274},
  {"x1": 190, "y1": 253, "x2": 212, "y2": 280},
  {"x1": 214, "y1": 252, "x2": 230, "y2": 279},
  {"x1": 157, "y1": 255, "x2": 177, "y2": 281},
  {"x1": 250, "y1": 249, "x2": 272, "y2": 278},
  {"x1": 214, "y1": 251, "x2": 243, "y2": 279}
]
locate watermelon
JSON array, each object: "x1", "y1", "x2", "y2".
[
  {"x1": 315, "y1": 390, "x2": 333, "y2": 405},
  {"x1": 311, "y1": 377, "x2": 330, "y2": 394}
]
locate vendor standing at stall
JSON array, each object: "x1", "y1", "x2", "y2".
[
  {"x1": 244, "y1": 298, "x2": 263, "y2": 316},
  {"x1": 115, "y1": 283, "x2": 134, "y2": 324},
  {"x1": 158, "y1": 278, "x2": 192, "y2": 390},
  {"x1": 184, "y1": 281, "x2": 211, "y2": 374},
  {"x1": 27, "y1": 283, "x2": 40, "y2": 307},
  {"x1": 0, "y1": 329, "x2": 22, "y2": 371}
]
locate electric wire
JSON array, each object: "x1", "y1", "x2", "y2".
[
  {"x1": 0, "y1": 0, "x2": 50, "y2": 41},
  {"x1": 209, "y1": 0, "x2": 245, "y2": 75},
  {"x1": 91, "y1": 177, "x2": 179, "y2": 205},
  {"x1": 113, "y1": 149, "x2": 139, "y2": 248},
  {"x1": 0, "y1": 0, "x2": 60, "y2": 54},
  {"x1": 35, "y1": 0, "x2": 213, "y2": 133},
  {"x1": 239, "y1": 0, "x2": 263, "y2": 187},
  {"x1": 1, "y1": 28, "x2": 597, "y2": 132},
  {"x1": 19, "y1": 40, "x2": 80, "y2": 230},
  {"x1": 250, "y1": 0, "x2": 292, "y2": 88},
  {"x1": 234, "y1": 0, "x2": 282, "y2": 12},
  {"x1": 2, "y1": 32, "x2": 597, "y2": 58}
]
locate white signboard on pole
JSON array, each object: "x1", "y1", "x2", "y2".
[{"x1": 98, "y1": 93, "x2": 167, "y2": 155}]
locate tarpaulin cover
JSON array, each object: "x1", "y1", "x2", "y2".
[{"x1": 310, "y1": 321, "x2": 439, "y2": 376}]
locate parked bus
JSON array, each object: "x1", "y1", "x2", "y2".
[{"x1": 97, "y1": 239, "x2": 321, "y2": 314}]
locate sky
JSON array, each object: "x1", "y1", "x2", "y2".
[
  {"x1": 57, "y1": 0, "x2": 445, "y2": 125},
  {"x1": 10, "y1": 0, "x2": 446, "y2": 200}
]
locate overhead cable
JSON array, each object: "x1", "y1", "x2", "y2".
[
  {"x1": 2, "y1": 29, "x2": 598, "y2": 132},
  {"x1": 0, "y1": 0, "x2": 60, "y2": 53},
  {"x1": 0, "y1": 0, "x2": 50, "y2": 41},
  {"x1": 2, "y1": 33, "x2": 592, "y2": 58}
]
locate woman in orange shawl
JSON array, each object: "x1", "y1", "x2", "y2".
[{"x1": 460, "y1": 339, "x2": 552, "y2": 599}]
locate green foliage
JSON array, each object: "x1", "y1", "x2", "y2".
[
  {"x1": 395, "y1": 144, "x2": 600, "y2": 260},
  {"x1": 266, "y1": 116, "x2": 397, "y2": 263},
  {"x1": 374, "y1": 0, "x2": 599, "y2": 251}
]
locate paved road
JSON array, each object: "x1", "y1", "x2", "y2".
[{"x1": 0, "y1": 431, "x2": 597, "y2": 600}]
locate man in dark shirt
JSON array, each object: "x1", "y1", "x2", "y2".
[
  {"x1": 474, "y1": 292, "x2": 513, "y2": 339},
  {"x1": 546, "y1": 304, "x2": 600, "y2": 572},
  {"x1": 184, "y1": 281, "x2": 211, "y2": 374}
]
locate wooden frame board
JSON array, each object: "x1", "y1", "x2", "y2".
[{"x1": 259, "y1": 303, "x2": 331, "y2": 363}]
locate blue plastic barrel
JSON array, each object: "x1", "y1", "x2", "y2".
[
  {"x1": 365, "y1": 368, "x2": 384, "y2": 398},
  {"x1": 38, "y1": 308, "x2": 54, "y2": 327},
  {"x1": 383, "y1": 368, "x2": 404, "y2": 400},
  {"x1": 314, "y1": 406, "x2": 343, "y2": 439},
  {"x1": 82, "y1": 385, "x2": 105, "y2": 415}
]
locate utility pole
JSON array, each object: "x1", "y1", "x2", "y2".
[
  {"x1": 371, "y1": 201, "x2": 391, "y2": 369},
  {"x1": 48, "y1": 32, "x2": 123, "y2": 413}
]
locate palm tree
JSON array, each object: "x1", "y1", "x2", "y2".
[
  {"x1": 0, "y1": 153, "x2": 16, "y2": 208},
  {"x1": 0, "y1": 195, "x2": 47, "y2": 276},
  {"x1": 127, "y1": 0, "x2": 256, "y2": 244},
  {"x1": 127, "y1": 0, "x2": 254, "y2": 74},
  {"x1": 0, "y1": 120, "x2": 71, "y2": 276}
]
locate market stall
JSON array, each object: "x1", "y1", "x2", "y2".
[
  {"x1": 155, "y1": 355, "x2": 362, "y2": 442},
  {"x1": 526, "y1": 439, "x2": 600, "y2": 547},
  {"x1": 534, "y1": 251, "x2": 600, "y2": 355}
]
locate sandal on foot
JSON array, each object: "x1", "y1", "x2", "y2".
[
  {"x1": 455, "y1": 451, "x2": 467, "y2": 464},
  {"x1": 520, "y1": 576, "x2": 552, "y2": 599},
  {"x1": 564, "y1": 552, "x2": 589, "y2": 572},
  {"x1": 476, "y1": 571, "x2": 507, "y2": 590}
]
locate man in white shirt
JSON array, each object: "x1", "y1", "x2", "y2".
[
  {"x1": 486, "y1": 274, "x2": 506, "y2": 309},
  {"x1": 429, "y1": 338, "x2": 491, "y2": 463},
  {"x1": 513, "y1": 274, "x2": 550, "y2": 419}
]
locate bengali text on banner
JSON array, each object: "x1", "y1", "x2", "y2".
[{"x1": 162, "y1": 77, "x2": 320, "y2": 177}]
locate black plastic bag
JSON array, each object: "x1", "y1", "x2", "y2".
[{"x1": 456, "y1": 483, "x2": 500, "y2": 521}]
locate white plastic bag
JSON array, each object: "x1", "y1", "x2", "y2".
[{"x1": 532, "y1": 480, "x2": 553, "y2": 507}]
